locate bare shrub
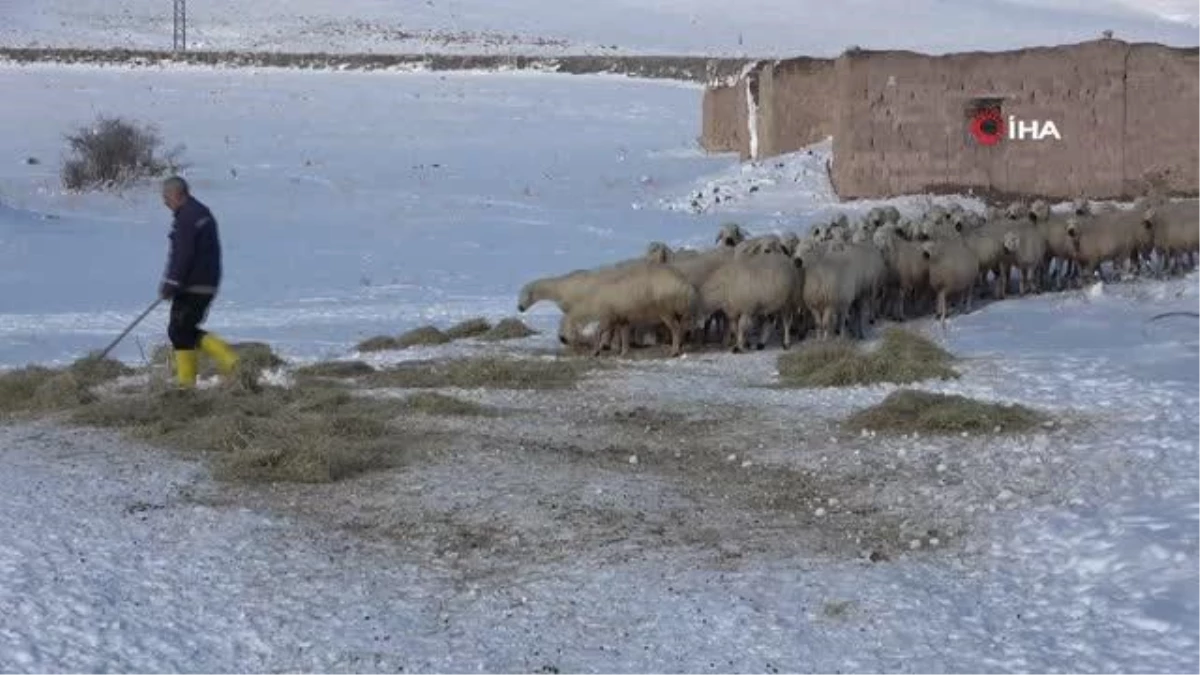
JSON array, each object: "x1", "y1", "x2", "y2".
[{"x1": 61, "y1": 115, "x2": 187, "y2": 191}]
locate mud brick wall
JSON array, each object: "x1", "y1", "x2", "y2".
[
  {"x1": 1122, "y1": 44, "x2": 1200, "y2": 197},
  {"x1": 830, "y1": 40, "x2": 1125, "y2": 199},
  {"x1": 700, "y1": 39, "x2": 1199, "y2": 201},
  {"x1": 700, "y1": 83, "x2": 749, "y2": 156},
  {"x1": 756, "y1": 57, "x2": 839, "y2": 158}
]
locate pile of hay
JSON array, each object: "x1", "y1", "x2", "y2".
[
  {"x1": 354, "y1": 317, "x2": 536, "y2": 353},
  {"x1": 777, "y1": 328, "x2": 959, "y2": 388},
  {"x1": 366, "y1": 355, "x2": 597, "y2": 390},
  {"x1": 443, "y1": 317, "x2": 492, "y2": 340},
  {"x1": 478, "y1": 318, "x2": 538, "y2": 342},
  {"x1": 844, "y1": 389, "x2": 1048, "y2": 435},
  {"x1": 70, "y1": 383, "x2": 408, "y2": 483},
  {"x1": 0, "y1": 354, "x2": 135, "y2": 415},
  {"x1": 354, "y1": 325, "x2": 451, "y2": 353}
]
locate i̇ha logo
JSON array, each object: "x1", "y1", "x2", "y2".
[{"x1": 969, "y1": 107, "x2": 1061, "y2": 145}]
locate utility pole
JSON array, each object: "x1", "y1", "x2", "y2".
[{"x1": 173, "y1": 0, "x2": 187, "y2": 51}]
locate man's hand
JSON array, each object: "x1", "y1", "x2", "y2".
[{"x1": 159, "y1": 282, "x2": 176, "y2": 300}]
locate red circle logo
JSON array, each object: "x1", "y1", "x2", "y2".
[{"x1": 970, "y1": 108, "x2": 1005, "y2": 146}]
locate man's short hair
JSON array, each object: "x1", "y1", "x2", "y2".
[{"x1": 163, "y1": 175, "x2": 190, "y2": 195}]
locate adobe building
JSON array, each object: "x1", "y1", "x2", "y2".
[{"x1": 700, "y1": 39, "x2": 1199, "y2": 201}]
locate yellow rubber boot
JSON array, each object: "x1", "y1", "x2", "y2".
[
  {"x1": 198, "y1": 333, "x2": 240, "y2": 376},
  {"x1": 174, "y1": 349, "x2": 198, "y2": 388}
]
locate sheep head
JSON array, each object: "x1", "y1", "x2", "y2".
[
  {"x1": 780, "y1": 232, "x2": 800, "y2": 257},
  {"x1": 645, "y1": 241, "x2": 672, "y2": 264},
  {"x1": 716, "y1": 222, "x2": 746, "y2": 247},
  {"x1": 1002, "y1": 230, "x2": 1021, "y2": 253},
  {"x1": 1029, "y1": 199, "x2": 1050, "y2": 223},
  {"x1": 516, "y1": 281, "x2": 538, "y2": 312},
  {"x1": 1005, "y1": 201, "x2": 1030, "y2": 221}
]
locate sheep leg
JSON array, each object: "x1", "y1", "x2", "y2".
[
  {"x1": 661, "y1": 314, "x2": 684, "y2": 358},
  {"x1": 732, "y1": 313, "x2": 752, "y2": 353},
  {"x1": 592, "y1": 323, "x2": 610, "y2": 358},
  {"x1": 780, "y1": 310, "x2": 793, "y2": 350},
  {"x1": 937, "y1": 290, "x2": 948, "y2": 332},
  {"x1": 617, "y1": 323, "x2": 634, "y2": 357}
]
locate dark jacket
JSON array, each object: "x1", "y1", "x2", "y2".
[{"x1": 162, "y1": 196, "x2": 222, "y2": 294}]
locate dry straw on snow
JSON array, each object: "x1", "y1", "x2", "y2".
[
  {"x1": 777, "y1": 328, "x2": 959, "y2": 387},
  {"x1": 844, "y1": 389, "x2": 1048, "y2": 435}
]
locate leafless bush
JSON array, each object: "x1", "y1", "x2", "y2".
[{"x1": 61, "y1": 116, "x2": 187, "y2": 191}]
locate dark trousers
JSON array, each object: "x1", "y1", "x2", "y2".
[{"x1": 168, "y1": 292, "x2": 214, "y2": 350}]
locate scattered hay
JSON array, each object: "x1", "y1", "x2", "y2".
[
  {"x1": 293, "y1": 360, "x2": 376, "y2": 378},
  {"x1": 366, "y1": 356, "x2": 598, "y2": 390},
  {"x1": 231, "y1": 341, "x2": 286, "y2": 372},
  {"x1": 399, "y1": 392, "x2": 495, "y2": 416},
  {"x1": 151, "y1": 341, "x2": 285, "y2": 378},
  {"x1": 0, "y1": 366, "x2": 58, "y2": 413},
  {"x1": 31, "y1": 372, "x2": 98, "y2": 409},
  {"x1": 355, "y1": 335, "x2": 400, "y2": 353},
  {"x1": 443, "y1": 317, "x2": 493, "y2": 340},
  {"x1": 777, "y1": 328, "x2": 958, "y2": 388},
  {"x1": 0, "y1": 355, "x2": 133, "y2": 414},
  {"x1": 396, "y1": 325, "x2": 451, "y2": 348},
  {"x1": 68, "y1": 352, "x2": 135, "y2": 382},
  {"x1": 478, "y1": 317, "x2": 538, "y2": 341},
  {"x1": 844, "y1": 389, "x2": 1049, "y2": 435},
  {"x1": 70, "y1": 383, "x2": 407, "y2": 483}
]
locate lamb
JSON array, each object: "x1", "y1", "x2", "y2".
[
  {"x1": 564, "y1": 261, "x2": 699, "y2": 358},
  {"x1": 921, "y1": 237, "x2": 979, "y2": 330},
  {"x1": 700, "y1": 250, "x2": 803, "y2": 352}
]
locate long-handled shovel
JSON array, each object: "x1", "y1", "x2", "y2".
[{"x1": 95, "y1": 298, "x2": 164, "y2": 360}]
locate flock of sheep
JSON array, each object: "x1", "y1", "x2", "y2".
[{"x1": 516, "y1": 196, "x2": 1200, "y2": 356}]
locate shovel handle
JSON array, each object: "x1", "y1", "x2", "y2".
[{"x1": 97, "y1": 298, "x2": 164, "y2": 359}]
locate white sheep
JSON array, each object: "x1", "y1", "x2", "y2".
[
  {"x1": 1001, "y1": 223, "x2": 1049, "y2": 296},
  {"x1": 921, "y1": 237, "x2": 979, "y2": 330},
  {"x1": 799, "y1": 242, "x2": 861, "y2": 340},
  {"x1": 564, "y1": 261, "x2": 699, "y2": 358},
  {"x1": 1071, "y1": 205, "x2": 1155, "y2": 283},
  {"x1": 701, "y1": 249, "x2": 803, "y2": 352},
  {"x1": 1146, "y1": 199, "x2": 1200, "y2": 275},
  {"x1": 874, "y1": 226, "x2": 930, "y2": 321}
]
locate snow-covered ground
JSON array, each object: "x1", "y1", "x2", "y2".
[
  {"x1": 0, "y1": 0, "x2": 1196, "y2": 56},
  {"x1": 0, "y1": 55, "x2": 1197, "y2": 672}
]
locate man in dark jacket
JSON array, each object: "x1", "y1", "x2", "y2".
[{"x1": 160, "y1": 176, "x2": 239, "y2": 387}]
